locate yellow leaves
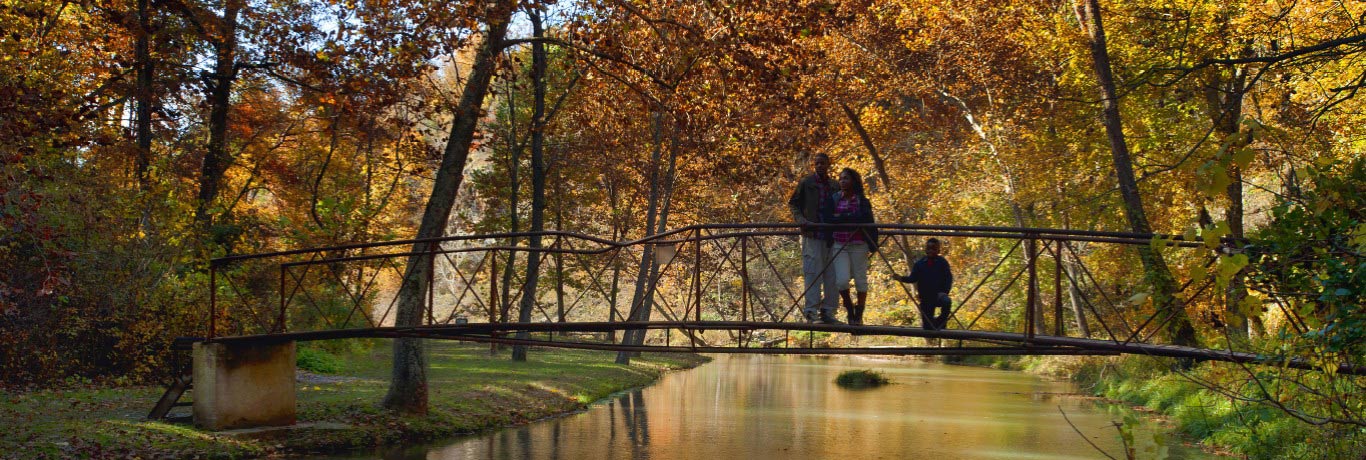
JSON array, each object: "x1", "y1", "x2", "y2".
[{"x1": 1202, "y1": 221, "x2": 1230, "y2": 249}]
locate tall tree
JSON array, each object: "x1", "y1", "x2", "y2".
[
  {"x1": 1075, "y1": 0, "x2": 1197, "y2": 347},
  {"x1": 133, "y1": 0, "x2": 154, "y2": 189},
  {"x1": 615, "y1": 110, "x2": 670, "y2": 364},
  {"x1": 512, "y1": 5, "x2": 549, "y2": 362},
  {"x1": 384, "y1": 0, "x2": 518, "y2": 414},
  {"x1": 187, "y1": 0, "x2": 244, "y2": 238}
]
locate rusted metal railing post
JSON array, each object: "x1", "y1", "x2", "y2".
[
  {"x1": 490, "y1": 249, "x2": 498, "y2": 323},
  {"x1": 278, "y1": 264, "x2": 287, "y2": 333},
  {"x1": 694, "y1": 228, "x2": 703, "y2": 323},
  {"x1": 607, "y1": 247, "x2": 618, "y2": 344},
  {"x1": 739, "y1": 235, "x2": 751, "y2": 347},
  {"x1": 489, "y1": 249, "x2": 499, "y2": 353},
  {"x1": 1025, "y1": 235, "x2": 1038, "y2": 341},
  {"x1": 427, "y1": 242, "x2": 436, "y2": 325},
  {"x1": 209, "y1": 263, "x2": 217, "y2": 340},
  {"x1": 741, "y1": 235, "x2": 749, "y2": 323},
  {"x1": 1054, "y1": 239, "x2": 1063, "y2": 336},
  {"x1": 554, "y1": 236, "x2": 565, "y2": 328}
]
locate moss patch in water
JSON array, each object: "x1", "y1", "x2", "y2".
[{"x1": 835, "y1": 369, "x2": 890, "y2": 388}]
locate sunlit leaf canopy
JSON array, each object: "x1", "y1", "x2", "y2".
[{"x1": 1, "y1": 0, "x2": 1363, "y2": 433}]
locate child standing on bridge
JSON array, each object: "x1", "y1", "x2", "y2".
[{"x1": 893, "y1": 238, "x2": 953, "y2": 330}]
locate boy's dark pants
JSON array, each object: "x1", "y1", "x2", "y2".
[{"x1": 918, "y1": 298, "x2": 950, "y2": 330}]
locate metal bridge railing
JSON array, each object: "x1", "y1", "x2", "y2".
[{"x1": 205, "y1": 223, "x2": 1222, "y2": 353}]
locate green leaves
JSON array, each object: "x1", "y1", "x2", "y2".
[
  {"x1": 1188, "y1": 263, "x2": 1209, "y2": 286},
  {"x1": 1351, "y1": 223, "x2": 1366, "y2": 251},
  {"x1": 1196, "y1": 160, "x2": 1233, "y2": 196},
  {"x1": 1237, "y1": 292, "x2": 1262, "y2": 317},
  {"x1": 1215, "y1": 253, "x2": 1248, "y2": 290},
  {"x1": 1230, "y1": 146, "x2": 1255, "y2": 171}
]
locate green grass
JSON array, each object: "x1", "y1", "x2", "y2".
[
  {"x1": 296, "y1": 346, "x2": 344, "y2": 374},
  {"x1": 835, "y1": 369, "x2": 890, "y2": 388},
  {"x1": 1070, "y1": 355, "x2": 1366, "y2": 459},
  {"x1": 0, "y1": 342, "x2": 709, "y2": 459}
]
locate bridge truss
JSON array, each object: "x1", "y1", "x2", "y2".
[{"x1": 199, "y1": 224, "x2": 1364, "y2": 375}]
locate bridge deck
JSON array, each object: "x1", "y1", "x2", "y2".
[{"x1": 198, "y1": 320, "x2": 1365, "y2": 375}]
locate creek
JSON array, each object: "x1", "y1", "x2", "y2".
[{"x1": 336, "y1": 354, "x2": 1219, "y2": 459}]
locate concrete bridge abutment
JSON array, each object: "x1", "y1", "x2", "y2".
[{"x1": 193, "y1": 341, "x2": 297, "y2": 430}]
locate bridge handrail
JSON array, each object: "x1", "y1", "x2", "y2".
[
  {"x1": 198, "y1": 223, "x2": 1343, "y2": 376},
  {"x1": 211, "y1": 223, "x2": 1207, "y2": 266}
]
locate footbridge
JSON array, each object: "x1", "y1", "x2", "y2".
[
  {"x1": 160, "y1": 223, "x2": 1362, "y2": 428},
  {"x1": 196, "y1": 223, "x2": 1354, "y2": 370}
]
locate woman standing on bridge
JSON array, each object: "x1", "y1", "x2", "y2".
[{"x1": 824, "y1": 168, "x2": 877, "y2": 326}]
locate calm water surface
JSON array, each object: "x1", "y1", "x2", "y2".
[{"x1": 342, "y1": 355, "x2": 1219, "y2": 459}]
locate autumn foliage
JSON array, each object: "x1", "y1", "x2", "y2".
[{"x1": 1, "y1": 1, "x2": 1363, "y2": 433}]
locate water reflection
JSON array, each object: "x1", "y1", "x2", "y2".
[{"x1": 349, "y1": 355, "x2": 1219, "y2": 460}]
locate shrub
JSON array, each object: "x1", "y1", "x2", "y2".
[
  {"x1": 836, "y1": 369, "x2": 890, "y2": 388},
  {"x1": 790, "y1": 331, "x2": 833, "y2": 348},
  {"x1": 297, "y1": 347, "x2": 343, "y2": 374}
]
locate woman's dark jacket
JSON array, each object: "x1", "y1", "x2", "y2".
[{"x1": 821, "y1": 191, "x2": 878, "y2": 252}]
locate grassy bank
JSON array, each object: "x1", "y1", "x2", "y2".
[
  {"x1": 0, "y1": 342, "x2": 710, "y2": 459},
  {"x1": 948, "y1": 353, "x2": 1366, "y2": 459},
  {"x1": 1084, "y1": 357, "x2": 1366, "y2": 459}
]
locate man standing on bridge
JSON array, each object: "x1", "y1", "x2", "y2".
[
  {"x1": 788, "y1": 152, "x2": 841, "y2": 324},
  {"x1": 894, "y1": 238, "x2": 954, "y2": 330}
]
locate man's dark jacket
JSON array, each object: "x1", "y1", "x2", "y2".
[{"x1": 787, "y1": 174, "x2": 833, "y2": 238}]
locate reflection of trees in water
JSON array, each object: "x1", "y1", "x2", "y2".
[
  {"x1": 548, "y1": 421, "x2": 561, "y2": 460},
  {"x1": 620, "y1": 389, "x2": 650, "y2": 449},
  {"x1": 605, "y1": 388, "x2": 651, "y2": 458},
  {"x1": 517, "y1": 423, "x2": 533, "y2": 460}
]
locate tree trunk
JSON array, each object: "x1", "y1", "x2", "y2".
[
  {"x1": 616, "y1": 111, "x2": 672, "y2": 364},
  {"x1": 1065, "y1": 258, "x2": 1092, "y2": 338},
  {"x1": 1059, "y1": 206, "x2": 1093, "y2": 338},
  {"x1": 554, "y1": 175, "x2": 566, "y2": 327},
  {"x1": 838, "y1": 101, "x2": 891, "y2": 192},
  {"x1": 1203, "y1": 69, "x2": 1251, "y2": 341},
  {"x1": 937, "y1": 89, "x2": 1038, "y2": 332},
  {"x1": 512, "y1": 8, "x2": 547, "y2": 362},
  {"x1": 134, "y1": 0, "x2": 153, "y2": 190},
  {"x1": 605, "y1": 176, "x2": 625, "y2": 343},
  {"x1": 936, "y1": 89, "x2": 1029, "y2": 226},
  {"x1": 194, "y1": 0, "x2": 242, "y2": 236},
  {"x1": 616, "y1": 112, "x2": 663, "y2": 365},
  {"x1": 633, "y1": 129, "x2": 679, "y2": 339},
  {"x1": 1077, "y1": 0, "x2": 1197, "y2": 347},
  {"x1": 383, "y1": 0, "x2": 517, "y2": 414},
  {"x1": 498, "y1": 69, "x2": 521, "y2": 333}
]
